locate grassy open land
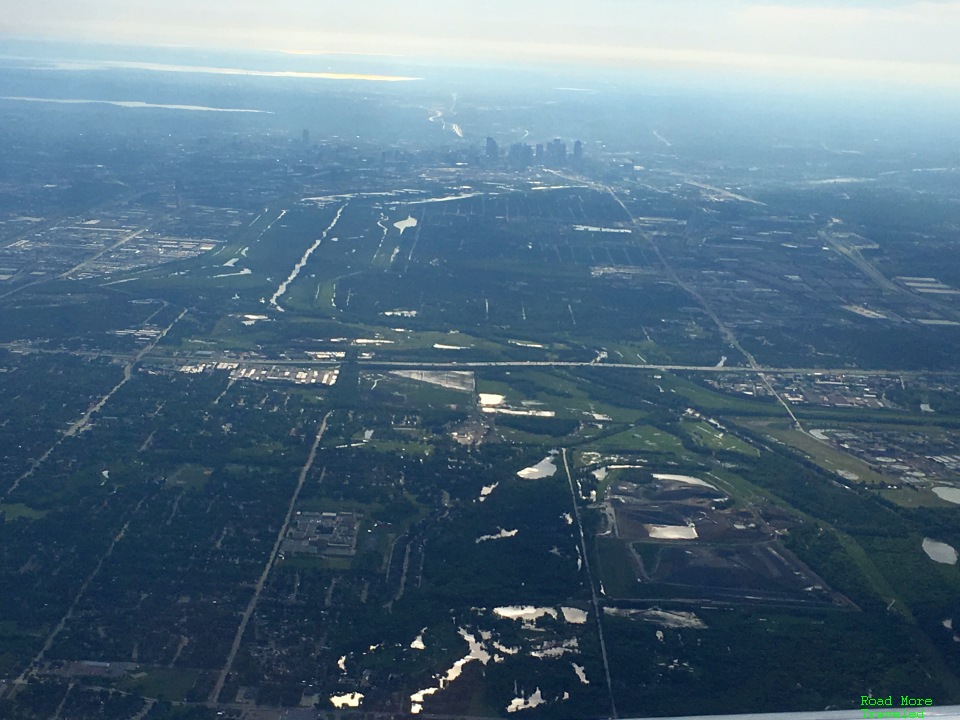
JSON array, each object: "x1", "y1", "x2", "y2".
[
  {"x1": 120, "y1": 668, "x2": 200, "y2": 702},
  {"x1": 204, "y1": 317, "x2": 518, "y2": 360},
  {"x1": 477, "y1": 368, "x2": 648, "y2": 424},
  {"x1": 738, "y1": 418, "x2": 889, "y2": 485},
  {"x1": 660, "y1": 374, "x2": 785, "y2": 415},
  {"x1": 876, "y1": 487, "x2": 958, "y2": 508},
  {"x1": 330, "y1": 278, "x2": 365, "y2": 316},
  {"x1": 361, "y1": 439, "x2": 434, "y2": 456},
  {"x1": 496, "y1": 425, "x2": 564, "y2": 446},
  {"x1": 0, "y1": 503, "x2": 46, "y2": 521},
  {"x1": 473, "y1": 377, "x2": 516, "y2": 402},
  {"x1": 165, "y1": 464, "x2": 212, "y2": 491},
  {"x1": 793, "y1": 405, "x2": 960, "y2": 428},
  {"x1": 366, "y1": 373, "x2": 473, "y2": 408},
  {"x1": 595, "y1": 537, "x2": 640, "y2": 598},
  {"x1": 351, "y1": 425, "x2": 433, "y2": 447},
  {"x1": 591, "y1": 424, "x2": 687, "y2": 455},
  {"x1": 492, "y1": 368, "x2": 582, "y2": 397},
  {"x1": 129, "y1": 256, "x2": 270, "y2": 302},
  {"x1": 196, "y1": 314, "x2": 340, "y2": 351},
  {"x1": 321, "y1": 556, "x2": 353, "y2": 571},
  {"x1": 370, "y1": 242, "x2": 397, "y2": 271},
  {"x1": 683, "y1": 419, "x2": 760, "y2": 456},
  {"x1": 700, "y1": 466, "x2": 768, "y2": 510},
  {"x1": 358, "y1": 329, "x2": 514, "y2": 359},
  {"x1": 311, "y1": 279, "x2": 337, "y2": 312}
]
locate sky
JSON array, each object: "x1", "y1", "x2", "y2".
[{"x1": 3, "y1": 0, "x2": 960, "y2": 87}]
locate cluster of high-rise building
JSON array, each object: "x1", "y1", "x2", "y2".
[{"x1": 486, "y1": 136, "x2": 583, "y2": 169}]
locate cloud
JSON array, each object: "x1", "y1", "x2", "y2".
[{"x1": 738, "y1": 1, "x2": 960, "y2": 63}]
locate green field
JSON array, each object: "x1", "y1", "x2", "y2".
[
  {"x1": 590, "y1": 424, "x2": 687, "y2": 455},
  {"x1": 120, "y1": 668, "x2": 200, "y2": 702},
  {"x1": 740, "y1": 419, "x2": 889, "y2": 485},
  {"x1": 0, "y1": 503, "x2": 46, "y2": 521},
  {"x1": 165, "y1": 464, "x2": 212, "y2": 491},
  {"x1": 684, "y1": 419, "x2": 760, "y2": 455}
]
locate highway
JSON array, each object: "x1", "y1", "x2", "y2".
[{"x1": 3, "y1": 342, "x2": 957, "y2": 379}]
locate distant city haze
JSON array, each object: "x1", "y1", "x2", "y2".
[{"x1": 3, "y1": 0, "x2": 960, "y2": 87}]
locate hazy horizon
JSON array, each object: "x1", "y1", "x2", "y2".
[{"x1": 2, "y1": 1, "x2": 960, "y2": 90}]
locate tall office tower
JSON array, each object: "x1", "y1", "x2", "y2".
[
  {"x1": 546, "y1": 138, "x2": 567, "y2": 167},
  {"x1": 535, "y1": 143, "x2": 544, "y2": 162},
  {"x1": 508, "y1": 143, "x2": 534, "y2": 169},
  {"x1": 485, "y1": 136, "x2": 499, "y2": 159},
  {"x1": 573, "y1": 140, "x2": 583, "y2": 162}
]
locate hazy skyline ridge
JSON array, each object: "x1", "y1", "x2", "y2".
[{"x1": 3, "y1": 0, "x2": 960, "y2": 86}]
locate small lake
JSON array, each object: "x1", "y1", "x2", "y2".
[
  {"x1": 517, "y1": 455, "x2": 557, "y2": 479},
  {"x1": 394, "y1": 215, "x2": 418, "y2": 234},
  {"x1": 646, "y1": 524, "x2": 698, "y2": 540},
  {"x1": 923, "y1": 538, "x2": 958, "y2": 565},
  {"x1": 933, "y1": 487, "x2": 960, "y2": 505}
]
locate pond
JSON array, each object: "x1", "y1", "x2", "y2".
[
  {"x1": 518, "y1": 455, "x2": 557, "y2": 479},
  {"x1": 933, "y1": 487, "x2": 960, "y2": 505},
  {"x1": 923, "y1": 538, "x2": 958, "y2": 565}
]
